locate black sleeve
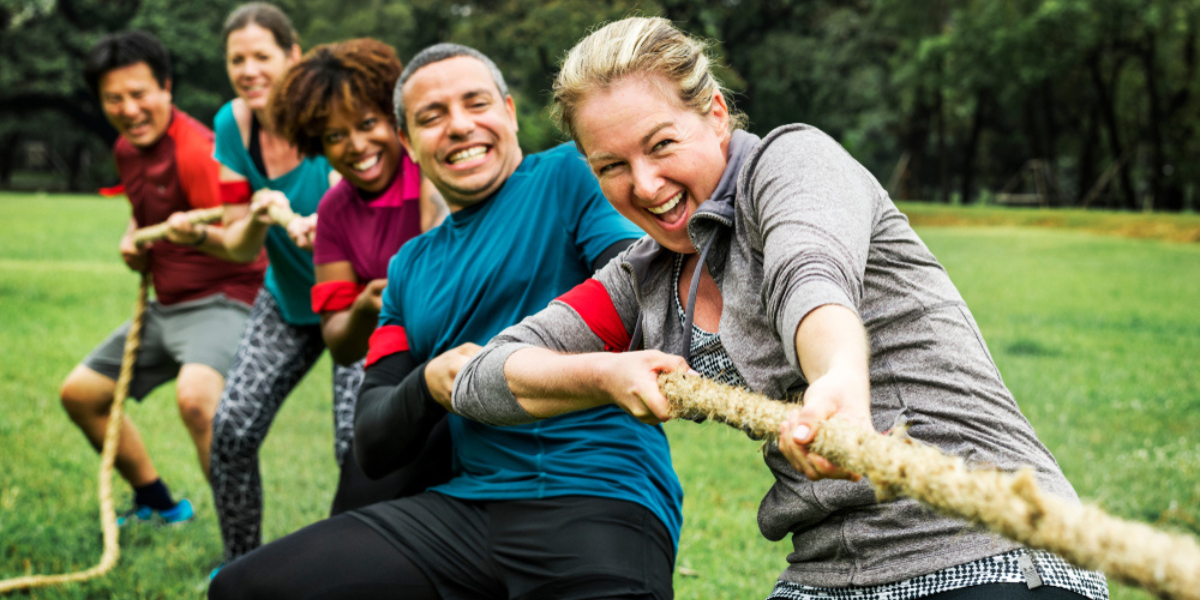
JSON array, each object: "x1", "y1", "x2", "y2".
[
  {"x1": 591, "y1": 238, "x2": 639, "y2": 272},
  {"x1": 353, "y1": 351, "x2": 448, "y2": 480}
]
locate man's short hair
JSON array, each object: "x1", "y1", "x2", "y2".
[
  {"x1": 393, "y1": 43, "x2": 509, "y2": 134},
  {"x1": 84, "y1": 31, "x2": 172, "y2": 97}
]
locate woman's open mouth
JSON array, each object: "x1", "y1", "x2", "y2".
[
  {"x1": 352, "y1": 154, "x2": 380, "y2": 173},
  {"x1": 647, "y1": 191, "x2": 688, "y2": 224}
]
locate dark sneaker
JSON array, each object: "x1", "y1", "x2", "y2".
[{"x1": 117, "y1": 498, "x2": 195, "y2": 527}]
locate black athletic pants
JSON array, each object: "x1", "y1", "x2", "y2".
[{"x1": 209, "y1": 493, "x2": 675, "y2": 600}]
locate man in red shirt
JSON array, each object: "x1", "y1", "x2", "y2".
[{"x1": 58, "y1": 31, "x2": 267, "y2": 525}]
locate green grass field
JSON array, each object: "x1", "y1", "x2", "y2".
[{"x1": 1, "y1": 193, "x2": 1198, "y2": 599}]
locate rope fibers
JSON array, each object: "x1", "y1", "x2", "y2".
[{"x1": 659, "y1": 370, "x2": 1200, "y2": 600}]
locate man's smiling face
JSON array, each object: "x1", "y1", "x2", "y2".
[
  {"x1": 398, "y1": 56, "x2": 523, "y2": 209},
  {"x1": 99, "y1": 61, "x2": 173, "y2": 149}
]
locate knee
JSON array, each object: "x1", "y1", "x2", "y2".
[
  {"x1": 208, "y1": 401, "x2": 264, "y2": 462},
  {"x1": 59, "y1": 383, "x2": 85, "y2": 415},
  {"x1": 59, "y1": 374, "x2": 109, "y2": 417},
  {"x1": 176, "y1": 389, "x2": 217, "y2": 434},
  {"x1": 207, "y1": 561, "x2": 257, "y2": 600}
]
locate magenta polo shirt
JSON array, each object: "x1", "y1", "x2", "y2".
[{"x1": 313, "y1": 154, "x2": 423, "y2": 281}]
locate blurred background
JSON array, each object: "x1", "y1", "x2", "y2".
[
  {"x1": 4, "y1": 0, "x2": 1200, "y2": 211},
  {"x1": 2, "y1": 3, "x2": 1199, "y2": 599}
]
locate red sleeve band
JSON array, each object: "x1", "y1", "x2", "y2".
[
  {"x1": 311, "y1": 280, "x2": 367, "y2": 314},
  {"x1": 365, "y1": 325, "x2": 410, "y2": 367},
  {"x1": 98, "y1": 184, "x2": 126, "y2": 197},
  {"x1": 555, "y1": 278, "x2": 630, "y2": 352},
  {"x1": 220, "y1": 180, "x2": 252, "y2": 205}
]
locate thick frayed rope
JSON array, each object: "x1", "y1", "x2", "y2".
[
  {"x1": 129, "y1": 200, "x2": 298, "y2": 248},
  {"x1": 659, "y1": 370, "x2": 1200, "y2": 600},
  {"x1": 131, "y1": 207, "x2": 225, "y2": 246},
  {"x1": 0, "y1": 274, "x2": 149, "y2": 594},
  {"x1": 267, "y1": 203, "x2": 298, "y2": 228}
]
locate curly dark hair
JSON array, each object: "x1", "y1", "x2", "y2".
[{"x1": 271, "y1": 38, "x2": 402, "y2": 158}]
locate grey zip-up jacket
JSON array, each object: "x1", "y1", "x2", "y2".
[{"x1": 453, "y1": 125, "x2": 1079, "y2": 587}]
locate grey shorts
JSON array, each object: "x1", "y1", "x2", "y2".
[{"x1": 82, "y1": 293, "x2": 251, "y2": 401}]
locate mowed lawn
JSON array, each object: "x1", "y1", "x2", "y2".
[{"x1": 2, "y1": 193, "x2": 1198, "y2": 599}]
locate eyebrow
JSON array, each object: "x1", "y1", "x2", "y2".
[
  {"x1": 462, "y1": 89, "x2": 494, "y2": 101},
  {"x1": 412, "y1": 88, "x2": 495, "y2": 117},
  {"x1": 641, "y1": 121, "x2": 673, "y2": 146},
  {"x1": 586, "y1": 121, "x2": 674, "y2": 164}
]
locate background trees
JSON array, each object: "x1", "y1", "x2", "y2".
[{"x1": 3, "y1": 0, "x2": 1200, "y2": 211}]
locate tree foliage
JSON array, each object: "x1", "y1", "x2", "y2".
[{"x1": 4, "y1": 0, "x2": 1200, "y2": 210}]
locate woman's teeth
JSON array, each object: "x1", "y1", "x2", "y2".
[
  {"x1": 647, "y1": 191, "x2": 683, "y2": 215},
  {"x1": 448, "y1": 146, "x2": 487, "y2": 164},
  {"x1": 353, "y1": 155, "x2": 380, "y2": 172}
]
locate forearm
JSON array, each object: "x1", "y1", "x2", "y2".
[
  {"x1": 219, "y1": 213, "x2": 271, "y2": 262},
  {"x1": 794, "y1": 305, "x2": 869, "y2": 382},
  {"x1": 184, "y1": 225, "x2": 241, "y2": 261},
  {"x1": 353, "y1": 353, "x2": 445, "y2": 478},
  {"x1": 452, "y1": 285, "x2": 652, "y2": 426},
  {"x1": 320, "y1": 308, "x2": 376, "y2": 365},
  {"x1": 502, "y1": 347, "x2": 615, "y2": 418},
  {"x1": 779, "y1": 304, "x2": 873, "y2": 480}
]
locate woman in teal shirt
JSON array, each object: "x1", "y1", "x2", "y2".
[{"x1": 202, "y1": 2, "x2": 368, "y2": 566}]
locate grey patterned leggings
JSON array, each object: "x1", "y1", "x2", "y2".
[{"x1": 210, "y1": 289, "x2": 363, "y2": 562}]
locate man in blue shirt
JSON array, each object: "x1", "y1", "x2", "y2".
[{"x1": 209, "y1": 44, "x2": 681, "y2": 600}]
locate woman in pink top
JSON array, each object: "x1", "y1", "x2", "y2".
[{"x1": 272, "y1": 37, "x2": 447, "y2": 513}]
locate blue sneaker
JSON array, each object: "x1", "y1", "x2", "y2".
[{"x1": 117, "y1": 498, "x2": 195, "y2": 527}]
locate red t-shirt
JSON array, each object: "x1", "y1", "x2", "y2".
[
  {"x1": 114, "y1": 107, "x2": 266, "y2": 306},
  {"x1": 312, "y1": 154, "x2": 422, "y2": 281}
]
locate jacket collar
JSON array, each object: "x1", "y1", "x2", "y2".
[{"x1": 686, "y1": 129, "x2": 761, "y2": 246}]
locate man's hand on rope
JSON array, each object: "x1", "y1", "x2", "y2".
[
  {"x1": 163, "y1": 211, "x2": 207, "y2": 246},
  {"x1": 779, "y1": 366, "x2": 872, "y2": 482},
  {"x1": 426, "y1": 343, "x2": 483, "y2": 409},
  {"x1": 119, "y1": 232, "x2": 149, "y2": 272},
  {"x1": 287, "y1": 214, "x2": 318, "y2": 251},
  {"x1": 249, "y1": 189, "x2": 290, "y2": 226},
  {"x1": 597, "y1": 351, "x2": 694, "y2": 425}
]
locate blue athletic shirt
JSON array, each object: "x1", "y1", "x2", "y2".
[
  {"x1": 213, "y1": 101, "x2": 333, "y2": 326},
  {"x1": 379, "y1": 143, "x2": 683, "y2": 545}
]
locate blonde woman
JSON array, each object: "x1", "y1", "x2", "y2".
[{"x1": 452, "y1": 17, "x2": 1109, "y2": 600}]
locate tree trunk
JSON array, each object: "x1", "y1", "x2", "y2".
[
  {"x1": 68, "y1": 140, "x2": 90, "y2": 192},
  {"x1": 898, "y1": 92, "x2": 933, "y2": 201},
  {"x1": 1077, "y1": 107, "x2": 1099, "y2": 207},
  {"x1": 1088, "y1": 53, "x2": 1136, "y2": 210},
  {"x1": 961, "y1": 91, "x2": 987, "y2": 204},
  {"x1": 1140, "y1": 35, "x2": 1166, "y2": 211},
  {"x1": 936, "y1": 87, "x2": 949, "y2": 203},
  {"x1": 1041, "y1": 81, "x2": 1061, "y2": 205},
  {"x1": 0, "y1": 131, "x2": 21, "y2": 186}
]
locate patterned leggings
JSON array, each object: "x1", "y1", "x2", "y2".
[{"x1": 210, "y1": 289, "x2": 363, "y2": 562}]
